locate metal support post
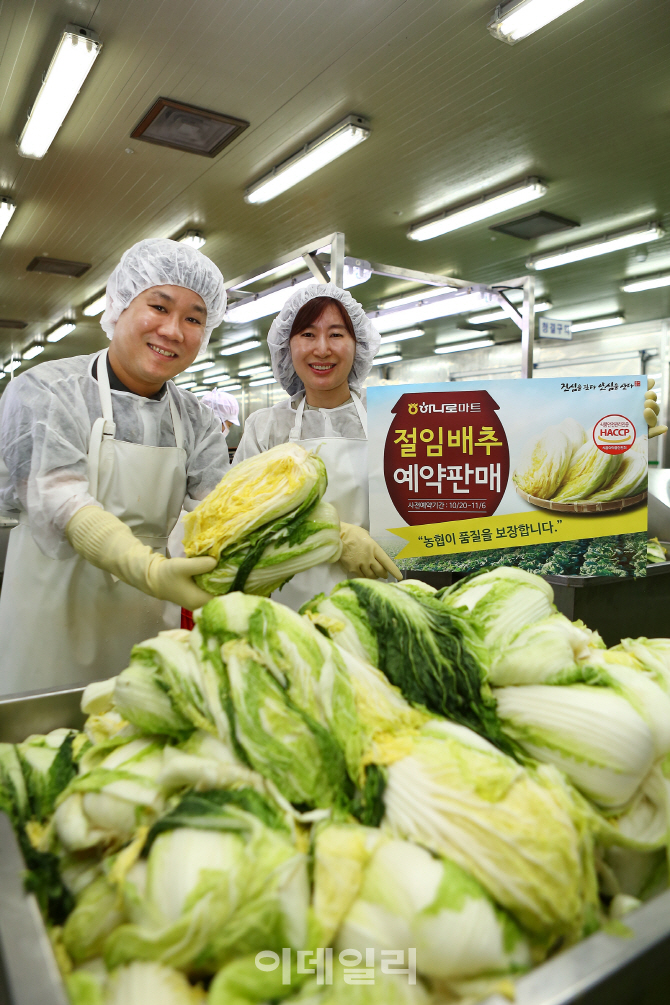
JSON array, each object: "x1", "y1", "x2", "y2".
[
  {"x1": 660, "y1": 319, "x2": 669, "y2": 468},
  {"x1": 521, "y1": 275, "x2": 535, "y2": 378},
  {"x1": 331, "y1": 232, "x2": 345, "y2": 288},
  {"x1": 303, "y1": 252, "x2": 330, "y2": 283}
]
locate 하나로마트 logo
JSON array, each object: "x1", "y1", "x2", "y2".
[{"x1": 593, "y1": 413, "x2": 636, "y2": 454}]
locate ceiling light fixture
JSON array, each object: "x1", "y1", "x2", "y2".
[
  {"x1": 249, "y1": 376, "x2": 277, "y2": 387},
  {"x1": 177, "y1": 230, "x2": 206, "y2": 250},
  {"x1": 469, "y1": 300, "x2": 552, "y2": 323},
  {"x1": 381, "y1": 288, "x2": 453, "y2": 311},
  {"x1": 22, "y1": 345, "x2": 44, "y2": 360},
  {"x1": 220, "y1": 340, "x2": 262, "y2": 356},
  {"x1": 220, "y1": 383, "x2": 242, "y2": 391},
  {"x1": 18, "y1": 25, "x2": 102, "y2": 159},
  {"x1": 372, "y1": 354, "x2": 402, "y2": 366},
  {"x1": 379, "y1": 329, "x2": 424, "y2": 345},
  {"x1": 245, "y1": 115, "x2": 370, "y2": 205},
  {"x1": 226, "y1": 262, "x2": 370, "y2": 325},
  {"x1": 47, "y1": 322, "x2": 76, "y2": 343},
  {"x1": 570, "y1": 315, "x2": 624, "y2": 333},
  {"x1": 238, "y1": 365, "x2": 273, "y2": 377},
  {"x1": 202, "y1": 372, "x2": 231, "y2": 384},
  {"x1": 4, "y1": 360, "x2": 21, "y2": 373},
  {"x1": 489, "y1": 0, "x2": 588, "y2": 44},
  {"x1": 185, "y1": 360, "x2": 216, "y2": 373},
  {"x1": 83, "y1": 293, "x2": 106, "y2": 316},
  {"x1": 0, "y1": 198, "x2": 16, "y2": 240},
  {"x1": 408, "y1": 177, "x2": 546, "y2": 242},
  {"x1": 435, "y1": 338, "x2": 494, "y2": 354},
  {"x1": 622, "y1": 273, "x2": 670, "y2": 293},
  {"x1": 369, "y1": 291, "x2": 494, "y2": 334},
  {"x1": 529, "y1": 223, "x2": 664, "y2": 271},
  {"x1": 176, "y1": 381, "x2": 197, "y2": 389}
]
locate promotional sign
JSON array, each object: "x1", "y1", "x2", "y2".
[{"x1": 368, "y1": 376, "x2": 647, "y2": 577}]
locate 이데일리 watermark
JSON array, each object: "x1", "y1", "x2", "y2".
[{"x1": 255, "y1": 948, "x2": 417, "y2": 986}]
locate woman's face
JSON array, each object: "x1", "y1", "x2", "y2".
[
  {"x1": 290, "y1": 303, "x2": 356, "y2": 397},
  {"x1": 110, "y1": 284, "x2": 207, "y2": 386}
]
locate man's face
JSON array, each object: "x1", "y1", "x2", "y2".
[{"x1": 110, "y1": 285, "x2": 207, "y2": 385}]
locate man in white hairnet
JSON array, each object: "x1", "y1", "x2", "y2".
[
  {"x1": 201, "y1": 388, "x2": 240, "y2": 434},
  {"x1": 0, "y1": 238, "x2": 228, "y2": 693},
  {"x1": 234, "y1": 283, "x2": 401, "y2": 612}
]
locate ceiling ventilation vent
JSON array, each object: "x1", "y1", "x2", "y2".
[
  {"x1": 0, "y1": 319, "x2": 27, "y2": 329},
  {"x1": 490, "y1": 211, "x2": 579, "y2": 241},
  {"x1": 131, "y1": 98, "x2": 249, "y2": 157},
  {"x1": 26, "y1": 257, "x2": 91, "y2": 277}
]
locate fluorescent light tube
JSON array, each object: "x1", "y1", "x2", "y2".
[
  {"x1": 372, "y1": 354, "x2": 402, "y2": 366},
  {"x1": 489, "y1": 0, "x2": 588, "y2": 44},
  {"x1": 47, "y1": 323, "x2": 76, "y2": 343},
  {"x1": 202, "y1": 372, "x2": 231, "y2": 384},
  {"x1": 622, "y1": 273, "x2": 670, "y2": 293},
  {"x1": 379, "y1": 329, "x2": 424, "y2": 345},
  {"x1": 370, "y1": 291, "x2": 493, "y2": 334},
  {"x1": 220, "y1": 340, "x2": 261, "y2": 356},
  {"x1": 408, "y1": 178, "x2": 546, "y2": 242},
  {"x1": 570, "y1": 316, "x2": 624, "y2": 333},
  {"x1": 238, "y1": 365, "x2": 273, "y2": 377},
  {"x1": 22, "y1": 345, "x2": 44, "y2": 360},
  {"x1": 249, "y1": 376, "x2": 277, "y2": 386},
  {"x1": 435, "y1": 339, "x2": 494, "y2": 354},
  {"x1": 176, "y1": 381, "x2": 197, "y2": 389},
  {"x1": 226, "y1": 262, "x2": 369, "y2": 326},
  {"x1": 177, "y1": 230, "x2": 206, "y2": 250},
  {"x1": 381, "y1": 288, "x2": 454, "y2": 310},
  {"x1": 4, "y1": 360, "x2": 21, "y2": 373},
  {"x1": 529, "y1": 223, "x2": 664, "y2": 271},
  {"x1": 18, "y1": 26, "x2": 102, "y2": 159},
  {"x1": 220, "y1": 383, "x2": 242, "y2": 391},
  {"x1": 469, "y1": 300, "x2": 552, "y2": 323},
  {"x1": 245, "y1": 115, "x2": 370, "y2": 205},
  {"x1": 185, "y1": 360, "x2": 215, "y2": 373},
  {"x1": 83, "y1": 293, "x2": 106, "y2": 316},
  {"x1": 0, "y1": 198, "x2": 16, "y2": 240}
]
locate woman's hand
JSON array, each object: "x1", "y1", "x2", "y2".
[
  {"x1": 646, "y1": 378, "x2": 668, "y2": 438},
  {"x1": 339, "y1": 522, "x2": 402, "y2": 581}
]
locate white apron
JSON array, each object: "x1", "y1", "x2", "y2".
[
  {"x1": 272, "y1": 393, "x2": 369, "y2": 611},
  {"x1": 0, "y1": 350, "x2": 187, "y2": 695}
]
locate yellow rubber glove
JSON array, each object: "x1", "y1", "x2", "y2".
[
  {"x1": 646, "y1": 378, "x2": 668, "y2": 439},
  {"x1": 66, "y1": 506, "x2": 216, "y2": 610},
  {"x1": 339, "y1": 522, "x2": 402, "y2": 581}
]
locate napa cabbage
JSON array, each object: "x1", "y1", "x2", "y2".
[
  {"x1": 552, "y1": 442, "x2": 622, "y2": 502},
  {"x1": 105, "y1": 805, "x2": 308, "y2": 973},
  {"x1": 183, "y1": 443, "x2": 341, "y2": 596},
  {"x1": 512, "y1": 426, "x2": 572, "y2": 499},
  {"x1": 0, "y1": 742, "x2": 28, "y2": 825},
  {"x1": 301, "y1": 579, "x2": 508, "y2": 752},
  {"x1": 493, "y1": 683, "x2": 656, "y2": 808},
  {"x1": 587, "y1": 450, "x2": 647, "y2": 502},
  {"x1": 557, "y1": 417, "x2": 587, "y2": 457},
  {"x1": 379, "y1": 718, "x2": 598, "y2": 939},
  {"x1": 67, "y1": 961, "x2": 206, "y2": 1005},
  {"x1": 488, "y1": 614, "x2": 603, "y2": 686},
  {"x1": 441, "y1": 567, "x2": 555, "y2": 655},
  {"x1": 17, "y1": 728, "x2": 77, "y2": 821},
  {"x1": 338, "y1": 838, "x2": 531, "y2": 982}
]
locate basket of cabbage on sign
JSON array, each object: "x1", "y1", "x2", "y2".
[
  {"x1": 182, "y1": 443, "x2": 342, "y2": 597},
  {"x1": 513, "y1": 419, "x2": 647, "y2": 513}
]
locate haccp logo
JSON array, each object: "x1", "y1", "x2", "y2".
[{"x1": 593, "y1": 414, "x2": 636, "y2": 455}]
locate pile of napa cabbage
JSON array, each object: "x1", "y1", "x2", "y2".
[
  {"x1": 1, "y1": 570, "x2": 669, "y2": 1005},
  {"x1": 513, "y1": 419, "x2": 647, "y2": 503}
]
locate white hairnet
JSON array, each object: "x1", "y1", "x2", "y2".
[
  {"x1": 100, "y1": 238, "x2": 227, "y2": 350},
  {"x1": 200, "y1": 388, "x2": 240, "y2": 425},
  {"x1": 267, "y1": 283, "x2": 380, "y2": 396}
]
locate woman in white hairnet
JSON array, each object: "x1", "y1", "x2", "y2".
[
  {"x1": 0, "y1": 238, "x2": 228, "y2": 694},
  {"x1": 234, "y1": 283, "x2": 401, "y2": 611}
]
